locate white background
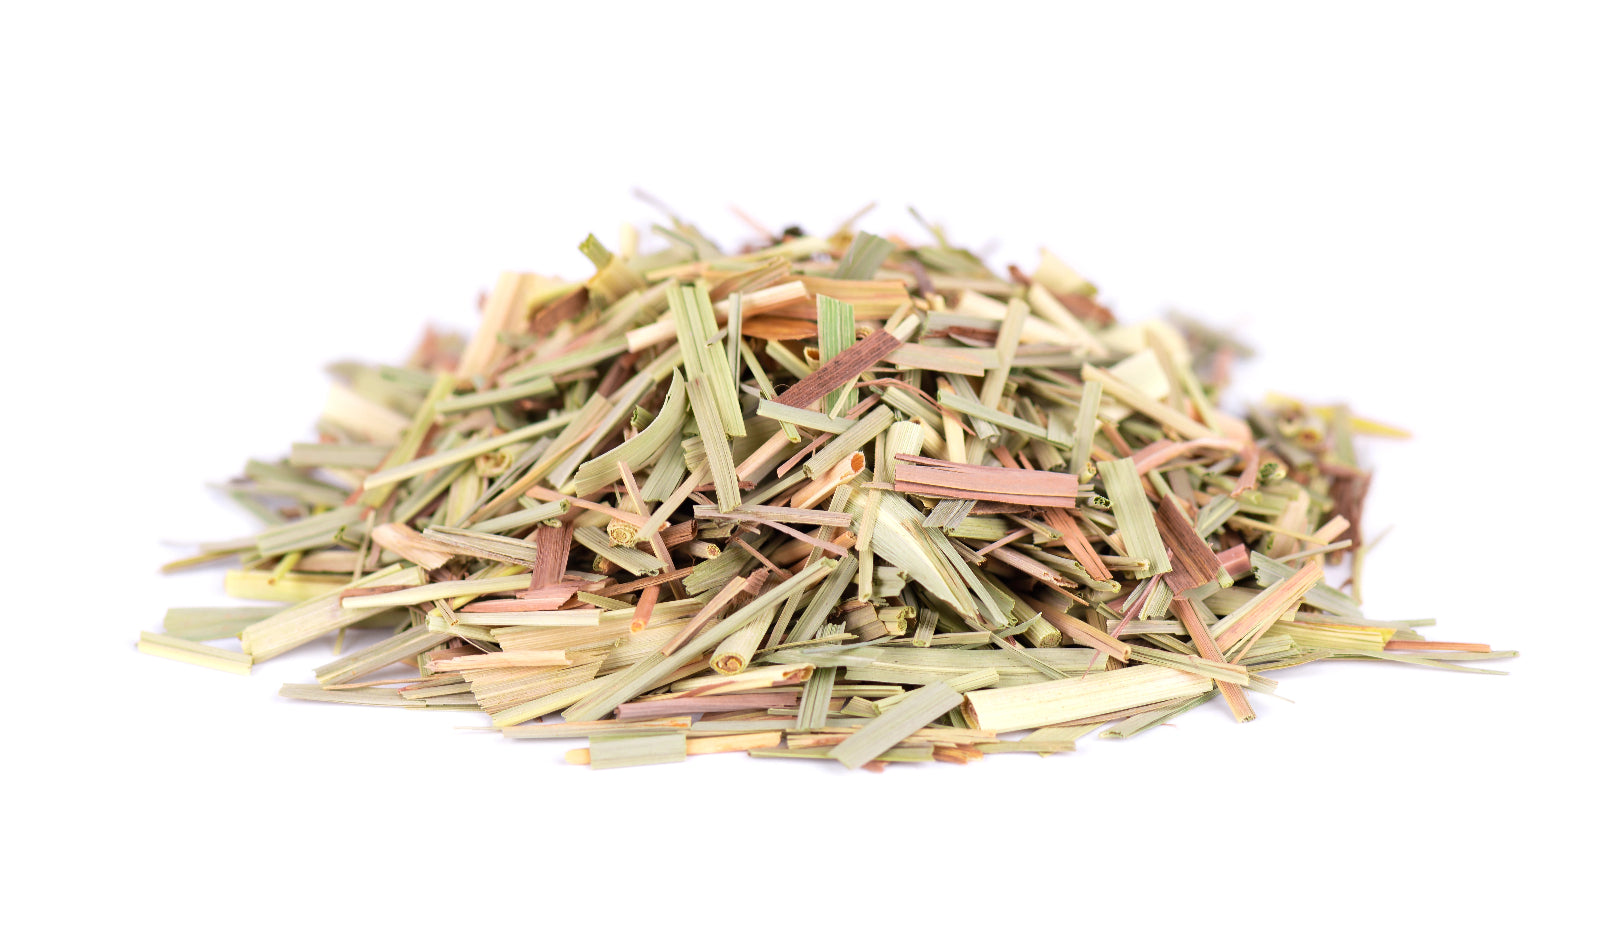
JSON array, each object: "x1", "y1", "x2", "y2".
[{"x1": 4, "y1": 2, "x2": 1595, "y2": 943}]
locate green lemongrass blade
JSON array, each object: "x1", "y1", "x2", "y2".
[
  {"x1": 489, "y1": 678, "x2": 610, "y2": 728},
  {"x1": 689, "y1": 718, "x2": 803, "y2": 734},
  {"x1": 1126, "y1": 645, "x2": 1250, "y2": 687},
  {"x1": 886, "y1": 342, "x2": 988, "y2": 377},
  {"x1": 255, "y1": 506, "x2": 363, "y2": 558},
  {"x1": 756, "y1": 399, "x2": 855, "y2": 434},
  {"x1": 473, "y1": 499, "x2": 569, "y2": 535},
  {"x1": 685, "y1": 374, "x2": 742, "y2": 511},
  {"x1": 785, "y1": 553, "x2": 859, "y2": 645},
  {"x1": 467, "y1": 396, "x2": 612, "y2": 521},
  {"x1": 576, "y1": 591, "x2": 634, "y2": 610},
  {"x1": 794, "y1": 643, "x2": 1095, "y2": 677},
  {"x1": 764, "y1": 338, "x2": 813, "y2": 381},
  {"x1": 137, "y1": 632, "x2": 252, "y2": 675},
  {"x1": 396, "y1": 461, "x2": 477, "y2": 530},
  {"x1": 962, "y1": 665, "x2": 1214, "y2": 732},
  {"x1": 502, "y1": 719, "x2": 690, "y2": 739},
  {"x1": 1039, "y1": 411, "x2": 1072, "y2": 464},
  {"x1": 873, "y1": 667, "x2": 999, "y2": 711},
  {"x1": 944, "y1": 511, "x2": 1002, "y2": 539},
  {"x1": 769, "y1": 486, "x2": 855, "y2": 644},
  {"x1": 315, "y1": 626, "x2": 454, "y2": 686},
  {"x1": 653, "y1": 221, "x2": 723, "y2": 261},
  {"x1": 568, "y1": 370, "x2": 688, "y2": 496},
  {"x1": 420, "y1": 527, "x2": 541, "y2": 568},
  {"x1": 937, "y1": 389, "x2": 1061, "y2": 444},
  {"x1": 543, "y1": 367, "x2": 674, "y2": 491},
  {"x1": 976, "y1": 739, "x2": 1079, "y2": 754},
  {"x1": 989, "y1": 628, "x2": 1069, "y2": 680},
  {"x1": 362, "y1": 372, "x2": 456, "y2": 508},
  {"x1": 563, "y1": 559, "x2": 838, "y2": 722},
  {"x1": 499, "y1": 338, "x2": 629, "y2": 386},
  {"x1": 944, "y1": 375, "x2": 998, "y2": 446},
  {"x1": 450, "y1": 610, "x2": 603, "y2": 628},
  {"x1": 1100, "y1": 457, "x2": 1171, "y2": 579},
  {"x1": 1373, "y1": 649, "x2": 1519, "y2": 662},
  {"x1": 1252, "y1": 552, "x2": 1363, "y2": 617},
  {"x1": 927, "y1": 528, "x2": 1009, "y2": 626},
  {"x1": 742, "y1": 340, "x2": 799, "y2": 442},
  {"x1": 683, "y1": 542, "x2": 752, "y2": 596},
  {"x1": 572, "y1": 526, "x2": 670, "y2": 576},
  {"x1": 240, "y1": 460, "x2": 350, "y2": 507},
  {"x1": 828, "y1": 682, "x2": 964, "y2": 769},
  {"x1": 710, "y1": 605, "x2": 777, "y2": 675},
  {"x1": 877, "y1": 383, "x2": 946, "y2": 432},
  {"x1": 668, "y1": 280, "x2": 746, "y2": 437},
  {"x1": 1019, "y1": 723, "x2": 1101, "y2": 754},
  {"x1": 945, "y1": 668, "x2": 1003, "y2": 692},
  {"x1": 725, "y1": 291, "x2": 743, "y2": 388},
  {"x1": 742, "y1": 467, "x2": 809, "y2": 507},
  {"x1": 1100, "y1": 688, "x2": 1209, "y2": 739},
  {"x1": 978, "y1": 298, "x2": 1028, "y2": 410},
  {"x1": 1142, "y1": 578, "x2": 1174, "y2": 619},
  {"x1": 162, "y1": 606, "x2": 284, "y2": 641},
  {"x1": 437, "y1": 375, "x2": 557, "y2": 414},
  {"x1": 832, "y1": 231, "x2": 894, "y2": 280},
  {"x1": 883, "y1": 420, "x2": 925, "y2": 481},
  {"x1": 363, "y1": 412, "x2": 574, "y2": 490},
  {"x1": 241, "y1": 564, "x2": 423, "y2": 660},
  {"x1": 803, "y1": 404, "x2": 894, "y2": 478},
  {"x1": 694, "y1": 504, "x2": 852, "y2": 527},
  {"x1": 751, "y1": 746, "x2": 933, "y2": 763},
  {"x1": 639, "y1": 440, "x2": 690, "y2": 504},
  {"x1": 340, "y1": 574, "x2": 530, "y2": 610},
  {"x1": 795, "y1": 665, "x2": 838, "y2": 732},
  {"x1": 854, "y1": 485, "x2": 882, "y2": 604},
  {"x1": 278, "y1": 684, "x2": 418, "y2": 708},
  {"x1": 851, "y1": 491, "x2": 977, "y2": 620},
  {"x1": 578, "y1": 232, "x2": 613, "y2": 268},
  {"x1": 1070, "y1": 380, "x2": 1103, "y2": 479},
  {"x1": 921, "y1": 633, "x2": 992, "y2": 646},
  {"x1": 585, "y1": 731, "x2": 688, "y2": 769},
  {"x1": 1195, "y1": 495, "x2": 1240, "y2": 539},
  {"x1": 1327, "y1": 651, "x2": 1511, "y2": 675},
  {"x1": 289, "y1": 442, "x2": 395, "y2": 469},
  {"x1": 817, "y1": 295, "x2": 858, "y2": 414}
]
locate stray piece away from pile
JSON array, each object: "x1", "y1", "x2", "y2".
[{"x1": 146, "y1": 210, "x2": 1514, "y2": 770}]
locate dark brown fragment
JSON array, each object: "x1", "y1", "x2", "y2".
[
  {"x1": 1059, "y1": 292, "x2": 1116, "y2": 327},
  {"x1": 523, "y1": 524, "x2": 573, "y2": 592},
  {"x1": 1325, "y1": 466, "x2": 1370, "y2": 563},
  {"x1": 771, "y1": 330, "x2": 903, "y2": 408},
  {"x1": 1153, "y1": 494, "x2": 1225, "y2": 591},
  {"x1": 892, "y1": 454, "x2": 1079, "y2": 508},
  {"x1": 1042, "y1": 508, "x2": 1114, "y2": 582},
  {"x1": 528, "y1": 286, "x2": 589, "y2": 337}
]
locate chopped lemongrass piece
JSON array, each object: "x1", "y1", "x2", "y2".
[
  {"x1": 138, "y1": 633, "x2": 253, "y2": 675},
  {"x1": 962, "y1": 666, "x2": 1215, "y2": 733},
  {"x1": 570, "y1": 731, "x2": 689, "y2": 769},
  {"x1": 1100, "y1": 457, "x2": 1172, "y2": 580}
]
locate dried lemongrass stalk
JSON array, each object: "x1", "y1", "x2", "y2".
[
  {"x1": 963, "y1": 665, "x2": 1216, "y2": 733},
  {"x1": 565, "y1": 731, "x2": 781, "y2": 765},
  {"x1": 138, "y1": 632, "x2": 253, "y2": 675},
  {"x1": 570, "y1": 731, "x2": 688, "y2": 769},
  {"x1": 151, "y1": 207, "x2": 1512, "y2": 771}
]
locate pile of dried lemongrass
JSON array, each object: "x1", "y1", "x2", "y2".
[{"x1": 146, "y1": 212, "x2": 1513, "y2": 770}]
